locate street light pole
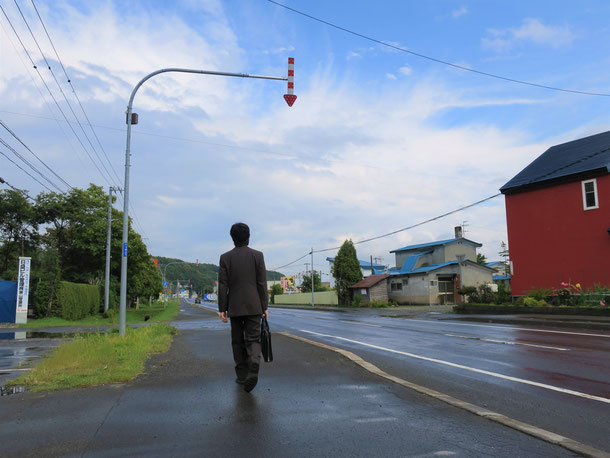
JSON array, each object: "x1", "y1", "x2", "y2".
[{"x1": 119, "y1": 66, "x2": 292, "y2": 336}]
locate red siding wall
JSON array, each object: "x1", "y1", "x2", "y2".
[{"x1": 505, "y1": 174, "x2": 610, "y2": 296}]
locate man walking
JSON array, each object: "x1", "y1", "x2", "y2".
[{"x1": 218, "y1": 223, "x2": 269, "y2": 393}]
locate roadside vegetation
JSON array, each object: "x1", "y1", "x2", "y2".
[
  {"x1": 456, "y1": 282, "x2": 609, "y2": 311},
  {"x1": 6, "y1": 323, "x2": 176, "y2": 392},
  {"x1": 16, "y1": 300, "x2": 180, "y2": 328}
]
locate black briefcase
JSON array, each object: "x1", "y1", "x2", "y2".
[{"x1": 261, "y1": 315, "x2": 273, "y2": 363}]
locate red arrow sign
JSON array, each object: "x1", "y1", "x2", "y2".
[{"x1": 284, "y1": 94, "x2": 297, "y2": 107}]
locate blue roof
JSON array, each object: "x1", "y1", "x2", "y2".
[
  {"x1": 486, "y1": 261, "x2": 505, "y2": 268},
  {"x1": 389, "y1": 260, "x2": 459, "y2": 275},
  {"x1": 493, "y1": 274, "x2": 511, "y2": 280},
  {"x1": 390, "y1": 238, "x2": 481, "y2": 253},
  {"x1": 500, "y1": 130, "x2": 610, "y2": 194},
  {"x1": 326, "y1": 257, "x2": 385, "y2": 269}
]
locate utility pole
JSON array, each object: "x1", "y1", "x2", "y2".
[
  {"x1": 104, "y1": 186, "x2": 121, "y2": 313},
  {"x1": 311, "y1": 247, "x2": 314, "y2": 307}
]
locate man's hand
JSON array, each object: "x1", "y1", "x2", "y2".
[
  {"x1": 220, "y1": 311, "x2": 228, "y2": 323},
  {"x1": 264, "y1": 309, "x2": 269, "y2": 319}
]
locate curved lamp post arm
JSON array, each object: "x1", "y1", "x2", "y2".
[{"x1": 119, "y1": 68, "x2": 289, "y2": 336}]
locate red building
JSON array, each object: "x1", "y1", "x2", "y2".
[{"x1": 500, "y1": 131, "x2": 610, "y2": 296}]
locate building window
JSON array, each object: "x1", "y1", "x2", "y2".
[
  {"x1": 402, "y1": 279, "x2": 409, "y2": 287},
  {"x1": 429, "y1": 280, "x2": 438, "y2": 287},
  {"x1": 391, "y1": 282, "x2": 402, "y2": 291},
  {"x1": 582, "y1": 179, "x2": 599, "y2": 210}
]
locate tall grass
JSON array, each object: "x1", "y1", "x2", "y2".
[{"x1": 8, "y1": 324, "x2": 176, "y2": 392}]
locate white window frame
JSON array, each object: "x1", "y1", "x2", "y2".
[{"x1": 582, "y1": 179, "x2": 599, "y2": 210}]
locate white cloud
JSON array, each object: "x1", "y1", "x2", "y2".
[
  {"x1": 398, "y1": 65, "x2": 412, "y2": 76},
  {"x1": 482, "y1": 18, "x2": 574, "y2": 52},
  {"x1": 452, "y1": 6, "x2": 468, "y2": 19},
  {"x1": 386, "y1": 73, "x2": 397, "y2": 80}
]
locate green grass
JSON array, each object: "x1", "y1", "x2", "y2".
[
  {"x1": 7, "y1": 324, "x2": 176, "y2": 392},
  {"x1": 16, "y1": 300, "x2": 180, "y2": 328}
]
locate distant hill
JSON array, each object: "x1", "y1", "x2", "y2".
[{"x1": 154, "y1": 256, "x2": 284, "y2": 294}]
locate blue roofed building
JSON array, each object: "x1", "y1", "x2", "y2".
[{"x1": 386, "y1": 227, "x2": 496, "y2": 304}]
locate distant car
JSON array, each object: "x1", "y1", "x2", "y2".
[{"x1": 195, "y1": 298, "x2": 201, "y2": 304}]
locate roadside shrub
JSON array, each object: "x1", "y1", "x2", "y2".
[
  {"x1": 369, "y1": 300, "x2": 392, "y2": 308},
  {"x1": 55, "y1": 281, "x2": 100, "y2": 320},
  {"x1": 523, "y1": 297, "x2": 549, "y2": 307},
  {"x1": 32, "y1": 280, "x2": 52, "y2": 318},
  {"x1": 525, "y1": 287, "x2": 553, "y2": 301},
  {"x1": 352, "y1": 295, "x2": 363, "y2": 307},
  {"x1": 457, "y1": 286, "x2": 476, "y2": 296}
]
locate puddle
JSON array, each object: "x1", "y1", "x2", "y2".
[
  {"x1": 0, "y1": 385, "x2": 25, "y2": 396},
  {"x1": 0, "y1": 331, "x2": 103, "y2": 340}
]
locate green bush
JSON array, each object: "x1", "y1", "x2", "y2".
[
  {"x1": 369, "y1": 300, "x2": 392, "y2": 308},
  {"x1": 352, "y1": 295, "x2": 363, "y2": 307},
  {"x1": 55, "y1": 281, "x2": 100, "y2": 320},
  {"x1": 523, "y1": 297, "x2": 549, "y2": 307},
  {"x1": 525, "y1": 287, "x2": 553, "y2": 301},
  {"x1": 32, "y1": 280, "x2": 52, "y2": 318}
]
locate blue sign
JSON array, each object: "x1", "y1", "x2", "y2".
[
  {"x1": 163, "y1": 281, "x2": 168, "y2": 287},
  {"x1": 123, "y1": 243, "x2": 128, "y2": 257}
]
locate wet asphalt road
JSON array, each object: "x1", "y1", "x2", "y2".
[
  {"x1": 1, "y1": 300, "x2": 579, "y2": 457},
  {"x1": 195, "y1": 300, "x2": 610, "y2": 453}
]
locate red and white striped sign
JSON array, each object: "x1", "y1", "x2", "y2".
[{"x1": 284, "y1": 57, "x2": 297, "y2": 107}]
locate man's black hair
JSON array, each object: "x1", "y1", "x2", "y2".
[{"x1": 230, "y1": 222, "x2": 250, "y2": 247}]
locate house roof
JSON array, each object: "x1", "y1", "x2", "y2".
[
  {"x1": 389, "y1": 259, "x2": 496, "y2": 275},
  {"x1": 390, "y1": 238, "x2": 482, "y2": 253},
  {"x1": 326, "y1": 257, "x2": 385, "y2": 269},
  {"x1": 500, "y1": 130, "x2": 610, "y2": 194},
  {"x1": 493, "y1": 274, "x2": 511, "y2": 281},
  {"x1": 349, "y1": 274, "x2": 389, "y2": 289}
]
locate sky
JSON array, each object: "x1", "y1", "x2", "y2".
[{"x1": 1, "y1": 0, "x2": 609, "y2": 280}]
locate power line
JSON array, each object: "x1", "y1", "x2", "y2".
[
  {"x1": 268, "y1": 0, "x2": 610, "y2": 97},
  {"x1": 0, "y1": 146, "x2": 54, "y2": 192},
  {"x1": 0, "y1": 135, "x2": 63, "y2": 191},
  {"x1": 0, "y1": 4, "x2": 114, "y2": 187},
  {"x1": 0, "y1": 119, "x2": 71, "y2": 189},
  {"x1": 11, "y1": 0, "x2": 119, "y2": 188},
  {"x1": 0, "y1": 176, "x2": 34, "y2": 199},
  {"x1": 270, "y1": 140, "x2": 610, "y2": 270},
  {"x1": 29, "y1": 0, "x2": 123, "y2": 186}
]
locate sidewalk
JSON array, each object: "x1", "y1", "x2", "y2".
[{"x1": 0, "y1": 313, "x2": 573, "y2": 457}]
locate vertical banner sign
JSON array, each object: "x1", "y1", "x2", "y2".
[
  {"x1": 123, "y1": 243, "x2": 128, "y2": 257},
  {"x1": 15, "y1": 257, "x2": 31, "y2": 324},
  {"x1": 153, "y1": 258, "x2": 159, "y2": 270}
]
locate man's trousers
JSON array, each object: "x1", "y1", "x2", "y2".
[{"x1": 230, "y1": 315, "x2": 261, "y2": 381}]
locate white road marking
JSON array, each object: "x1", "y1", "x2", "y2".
[
  {"x1": 444, "y1": 334, "x2": 569, "y2": 351},
  {"x1": 409, "y1": 319, "x2": 610, "y2": 338},
  {"x1": 339, "y1": 320, "x2": 382, "y2": 328},
  {"x1": 300, "y1": 329, "x2": 610, "y2": 404},
  {"x1": 3, "y1": 368, "x2": 32, "y2": 371}
]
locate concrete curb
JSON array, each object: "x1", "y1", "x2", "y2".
[{"x1": 280, "y1": 332, "x2": 610, "y2": 458}]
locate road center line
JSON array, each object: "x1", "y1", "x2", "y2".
[
  {"x1": 444, "y1": 334, "x2": 569, "y2": 351},
  {"x1": 300, "y1": 329, "x2": 610, "y2": 404},
  {"x1": 409, "y1": 319, "x2": 610, "y2": 338}
]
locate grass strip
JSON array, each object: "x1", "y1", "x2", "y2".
[
  {"x1": 7, "y1": 324, "x2": 176, "y2": 392},
  {"x1": 16, "y1": 300, "x2": 180, "y2": 328}
]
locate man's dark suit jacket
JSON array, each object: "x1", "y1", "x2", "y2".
[{"x1": 218, "y1": 245, "x2": 269, "y2": 317}]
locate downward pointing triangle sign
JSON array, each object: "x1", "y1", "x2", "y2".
[{"x1": 284, "y1": 94, "x2": 297, "y2": 107}]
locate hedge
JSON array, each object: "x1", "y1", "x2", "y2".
[{"x1": 55, "y1": 281, "x2": 100, "y2": 320}]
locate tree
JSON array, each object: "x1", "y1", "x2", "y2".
[
  {"x1": 0, "y1": 189, "x2": 38, "y2": 279},
  {"x1": 476, "y1": 253, "x2": 487, "y2": 265},
  {"x1": 301, "y1": 272, "x2": 321, "y2": 293},
  {"x1": 332, "y1": 240, "x2": 362, "y2": 305},
  {"x1": 270, "y1": 283, "x2": 283, "y2": 304}
]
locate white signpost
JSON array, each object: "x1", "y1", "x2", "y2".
[{"x1": 15, "y1": 257, "x2": 31, "y2": 324}]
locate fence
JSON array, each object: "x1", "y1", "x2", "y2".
[{"x1": 274, "y1": 291, "x2": 338, "y2": 306}]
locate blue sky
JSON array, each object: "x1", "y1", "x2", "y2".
[{"x1": 1, "y1": 0, "x2": 609, "y2": 278}]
